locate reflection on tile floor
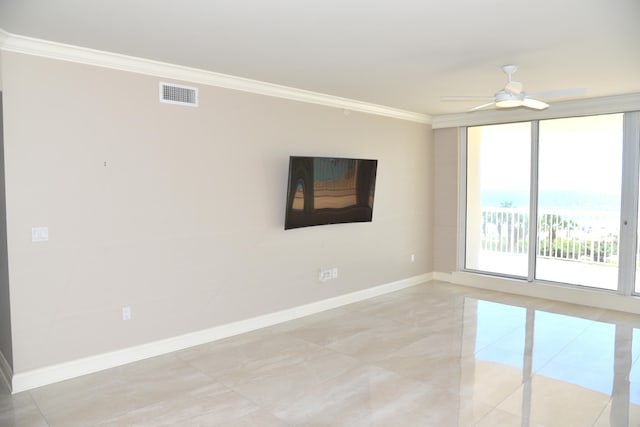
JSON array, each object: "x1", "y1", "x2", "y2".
[{"x1": 2, "y1": 281, "x2": 640, "y2": 426}]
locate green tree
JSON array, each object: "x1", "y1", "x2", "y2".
[
  {"x1": 500, "y1": 201, "x2": 514, "y2": 251},
  {"x1": 539, "y1": 214, "x2": 577, "y2": 257}
]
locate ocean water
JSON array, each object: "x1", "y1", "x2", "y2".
[{"x1": 481, "y1": 190, "x2": 620, "y2": 212}]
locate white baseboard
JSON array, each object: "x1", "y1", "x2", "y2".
[
  {"x1": 11, "y1": 273, "x2": 431, "y2": 394},
  {"x1": 431, "y1": 271, "x2": 453, "y2": 282},
  {"x1": 0, "y1": 350, "x2": 12, "y2": 392}
]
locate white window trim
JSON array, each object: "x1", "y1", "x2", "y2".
[{"x1": 458, "y1": 111, "x2": 640, "y2": 294}]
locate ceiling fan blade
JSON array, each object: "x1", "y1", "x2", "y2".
[
  {"x1": 469, "y1": 102, "x2": 496, "y2": 111},
  {"x1": 526, "y1": 88, "x2": 587, "y2": 99},
  {"x1": 522, "y1": 98, "x2": 549, "y2": 110},
  {"x1": 441, "y1": 65, "x2": 586, "y2": 114},
  {"x1": 441, "y1": 95, "x2": 494, "y2": 102}
]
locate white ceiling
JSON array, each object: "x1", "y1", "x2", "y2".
[{"x1": 0, "y1": 0, "x2": 639, "y2": 116}]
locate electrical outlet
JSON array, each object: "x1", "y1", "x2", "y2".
[
  {"x1": 319, "y1": 267, "x2": 338, "y2": 282},
  {"x1": 411, "y1": 254, "x2": 415, "y2": 263},
  {"x1": 122, "y1": 306, "x2": 131, "y2": 321},
  {"x1": 319, "y1": 269, "x2": 332, "y2": 282},
  {"x1": 32, "y1": 226, "x2": 49, "y2": 242}
]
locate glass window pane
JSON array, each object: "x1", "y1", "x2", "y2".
[
  {"x1": 536, "y1": 114, "x2": 623, "y2": 289},
  {"x1": 465, "y1": 122, "x2": 531, "y2": 276}
]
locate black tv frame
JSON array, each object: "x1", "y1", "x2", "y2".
[{"x1": 284, "y1": 156, "x2": 378, "y2": 230}]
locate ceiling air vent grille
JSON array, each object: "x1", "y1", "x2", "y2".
[{"x1": 159, "y1": 82, "x2": 198, "y2": 106}]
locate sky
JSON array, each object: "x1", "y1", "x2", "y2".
[{"x1": 474, "y1": 113, "x2": 624, "y2": 194}]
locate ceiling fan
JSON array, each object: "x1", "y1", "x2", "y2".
[{"x1": 441, "y1": 65, "x2": 587, "y2": 111}]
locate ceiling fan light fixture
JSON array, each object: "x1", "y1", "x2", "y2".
[
  {"x1": 494, "y1": 91, "x2": 524, "y2": 108},
  {"x1": 495, "y1": 99, "x2": 523, "y2": 108},
  {"x1": 442, "y1": 65, "x2": 578, "y2": 112}
]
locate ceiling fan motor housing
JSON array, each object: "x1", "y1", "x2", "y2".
[{"x1": 495, "y1": 90, "x2": 524, "y2": 108}]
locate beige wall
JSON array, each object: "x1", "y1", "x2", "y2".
[
  {"x1": 433, "y1": 128, "x2": 458, "y2": 273},
  {"x1": 1, "y1": 52, "x2": 433, "y2": 373}
]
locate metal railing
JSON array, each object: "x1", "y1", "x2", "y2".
[{"x1": 481, "y1": 208, "x2": 619, "y2": 265}]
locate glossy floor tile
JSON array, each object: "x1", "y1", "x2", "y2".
[{"x1": 3, "y1": 281, "x2": 640, "y2": 426}]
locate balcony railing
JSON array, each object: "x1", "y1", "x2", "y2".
[{"x1": 481, "y1": 208, "x2": 620, "y2": 266}]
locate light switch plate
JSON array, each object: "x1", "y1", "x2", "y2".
[{"x1": 32, "y1": 227, "x2": 49, "y2": 242}]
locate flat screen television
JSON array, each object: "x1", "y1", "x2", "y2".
[{"x1": 284, "y1": 156, "x2": 378, "y2": 230}]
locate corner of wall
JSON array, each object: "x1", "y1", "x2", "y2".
[
  {"x1": 432, "y1": 271, "x2": 453, "y2": 282},
  {"x1": 0, "y1": 92, "x2": 12, "y2": 383},
  {"x1": 0, "y1": 348, "x2": 12, "y2": 392}
]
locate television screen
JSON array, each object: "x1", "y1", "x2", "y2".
[{"x1": 284, "y1": 156, "x2": 378, "y2": 230}]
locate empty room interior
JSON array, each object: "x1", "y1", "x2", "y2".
[{"x1": 1, "y1": 1, "x2": 640, "y2": 426}]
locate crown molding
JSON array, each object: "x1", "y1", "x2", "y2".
[
  {"x1": 431, "y1": 93, "x2": 640, "y2": 129},
  {"x1": 0, "y1": 29, "x2": 431, "y2": 125}
]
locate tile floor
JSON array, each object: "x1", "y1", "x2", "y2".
[{"x1": 2, "y1": 281, "x2": 640, "y2": 426}]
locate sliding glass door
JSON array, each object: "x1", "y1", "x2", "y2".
[
  {"x1": 536, "y1": 115, "x2": 623, "y2": 289},
  {"x1": 465, "y1": 122, "x2": 531, "y2": 277},
  {"x1": 464, "y1": 113, "x2": 632, "y2": 291}
]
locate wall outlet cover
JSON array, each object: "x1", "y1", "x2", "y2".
[{"x1": 32, "y1": 227, "x2": 49, "y2": 242}]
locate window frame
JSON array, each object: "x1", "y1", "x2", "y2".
[{"x1": 458, "y1": 112, "x2": 640, "y2": 295}]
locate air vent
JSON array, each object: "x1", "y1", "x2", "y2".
[{"x1": 159, "y1": 82, "x2": 198, "y2": 106}]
